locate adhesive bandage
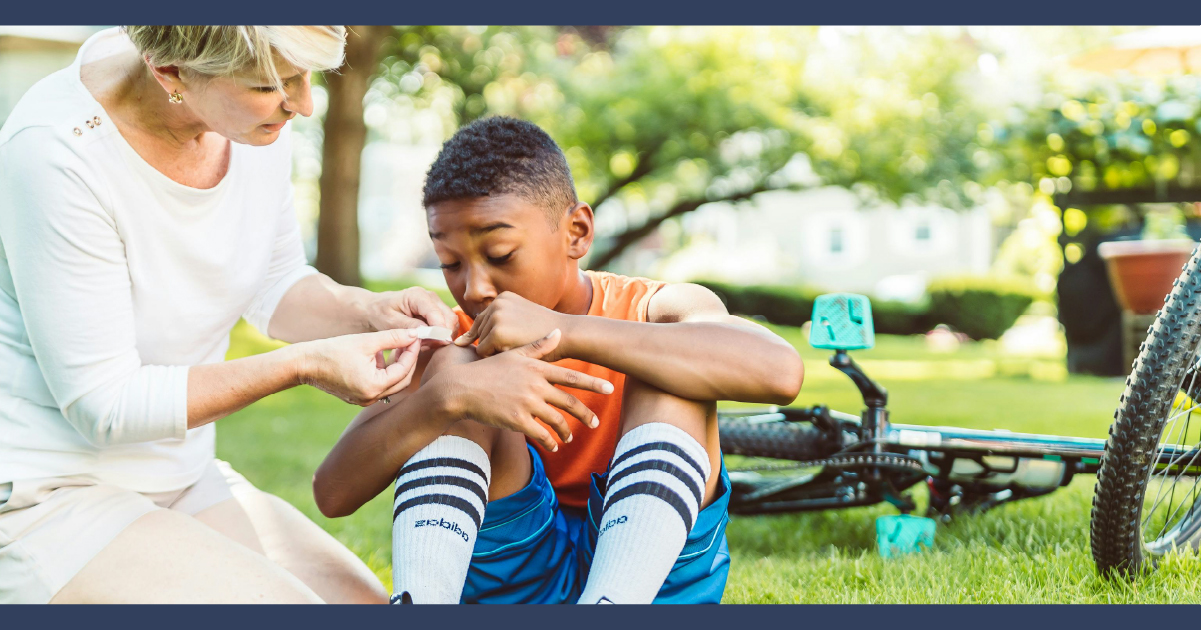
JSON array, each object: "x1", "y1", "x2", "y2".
[{"x1": 414, "y1": 326, "x2": 454, "y2": 343}]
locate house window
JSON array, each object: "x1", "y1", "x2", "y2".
[
  {"x1": 829, "y1": 227, "x2": 844, "y2": 253},
  {"x1": 915, "y1": 221, "x2": 931, "y2": 242}
]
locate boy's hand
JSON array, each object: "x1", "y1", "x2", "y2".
[
  {"x1": 434, "y1": 329, "x2": 610, "y2": 451},
  {"x1": 454, "y1": 292, "x2": 568, "y2": 359}
]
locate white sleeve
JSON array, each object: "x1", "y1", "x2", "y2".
[
  {"x1": 0, "y1": 129, "x2": 188, "y2": 447},
  {"x1": 241, "y1": 132, "x2": 317, "y2": 337}
]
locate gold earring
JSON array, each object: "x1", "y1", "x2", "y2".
[{"x1": 168, "y1": 91, "x2": 184, "y2": 104}]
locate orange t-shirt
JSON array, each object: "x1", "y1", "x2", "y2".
[{"x1": 453, "y1": 270, "x2": 666, "y2": 509}]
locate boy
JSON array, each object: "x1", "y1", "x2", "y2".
[{"x1": 314, "y1": 117, "x2": 804, "y2": 604}]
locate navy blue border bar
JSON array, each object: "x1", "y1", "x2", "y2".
[
  {"x1": 3, "y1": 0, "x2": 1200, "y2": 26},
  {"x1": 2, "y1": 604, "x2": 1198, "y2": 630}
]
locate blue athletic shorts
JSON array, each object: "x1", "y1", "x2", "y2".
[{"x1": 462, "y1": 445, "x2": 731, "y2": 604}]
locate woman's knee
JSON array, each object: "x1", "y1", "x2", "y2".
[{"x1": 51, "y1": 509, "x2": 322, "y2": 604}]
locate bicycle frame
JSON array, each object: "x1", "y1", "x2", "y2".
[{"x1": 723, "y1": 349, "x2": 1198, "y2": 516}]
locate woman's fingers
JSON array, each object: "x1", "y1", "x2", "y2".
[
  {"x1": 542, "y1": 385, "x2": 600, "y2": 429},
  {"x1": 363, "y1": 328, "x2": 419, "y2": 354},
  {"x1": 397, "y1": 287, "x2": 455, "y2": 330},
  {"x1": 381, "y1": 339, "x2": 421, "y2": 379},
  {"x1": 540, "y1": 363, "x2": 614, "y2": 396},
  {"x1": 529, "y1": 402, "x2": 573, "y2": 445}
]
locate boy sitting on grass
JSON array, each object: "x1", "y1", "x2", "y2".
[{"x1": 313, "y1": 117, "x2": 804, "y2": 604}]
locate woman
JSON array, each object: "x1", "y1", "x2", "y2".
[{"x1": 0, "y1": 26, "x2": 458, "y2": 604}]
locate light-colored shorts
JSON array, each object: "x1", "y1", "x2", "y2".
[{"x1": 0, "y1": 459, "x2": 252, "y2": 604}]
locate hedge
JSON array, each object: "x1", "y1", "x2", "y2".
[
  {"x1": 693, "y1": 280, "x2": 932, "y2": 335},
  {"x1": 926, "y1": 275, "x2": 1040, "y2": 340},
  {"x1": 695, "y1": 276, "x2": 1038, "y2": 340}
]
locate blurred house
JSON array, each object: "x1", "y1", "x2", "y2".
[
  {"x1": 621, "y1": 187, "x2": 997, "y2": 299},
  {"x1": 357, "y1": 141, "x2": 443, "y2": 278},
  {"x1": 0, "y1": 26, "x2": 98, "y2": 124}
]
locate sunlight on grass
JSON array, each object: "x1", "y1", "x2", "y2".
[{"x1": 216, "y1": 306, "x2": 1200, "y2": 603}]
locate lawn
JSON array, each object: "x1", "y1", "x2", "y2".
[{"x1": 217, "y1": 312, "x2": 1201, "y2": 603}]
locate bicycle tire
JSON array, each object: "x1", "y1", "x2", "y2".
[
  {"x1": 1091, "y1": 244, "x2": 1201, "y2": 578},
  {"x1": 719, "y1": 416, "x2": 838, "y2": 461}
]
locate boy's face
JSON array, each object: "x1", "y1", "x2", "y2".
[{"x1": 427, "y1": 194, "x2": 591, "y2": 319}]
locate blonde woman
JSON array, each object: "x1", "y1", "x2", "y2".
[{"x1": 0, "y1": 26, "x2": 459, "y2": 604}]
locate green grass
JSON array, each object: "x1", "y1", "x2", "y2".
[{"x1": 216, "y1": 315, "x2": 1201, "y2": 603}]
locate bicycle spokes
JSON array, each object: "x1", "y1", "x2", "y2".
[{"x1": 1142, "y1": 365, "x2": 1201, "y2": 555}]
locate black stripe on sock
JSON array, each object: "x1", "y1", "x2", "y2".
[
  {"x1": 394, "y1": 473, "x2": 488, "y2": 507},
  {"x1": 393, "y1": 493, "x2": 483, "y2": 531},
  {"x1": 606, "y1": 458, "x2": 702, "y2": 506},
  {"x1": 396, "y1": 457, "x2": 488, "y2": 485},
  {"x1": 601, "y1": 480, "x2": 694, "y2": 532},
  {"x1": 608, "y1": 441, "x2": 706, "y2": 480}
]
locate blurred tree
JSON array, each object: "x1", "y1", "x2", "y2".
[
  {"x1": 370, "y1": 26, "x2": 1002, "y2": 268},
  {"x1": 996, "y1": 77, "x2": 1201, "y2": 200},
  {"x1": 315, "y1": 25, "x2": 392, "y2": 286},
  {"x1": 318, "y1": 26, "x2": 1008, "y2": 276}
]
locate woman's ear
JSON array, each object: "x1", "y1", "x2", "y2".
[
  {"x1": 145, "y1": 58, "x2": 185, "y2": 96},
  {"x1": 564, "y1": 203, "x2": 595, "y2": 261}
]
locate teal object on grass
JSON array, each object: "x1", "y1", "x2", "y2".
[
  {"x1": 876, "y1": 515, "x2": 936, "y2": 558},
  {"x1": 808, "y1": 293, "x2": 875, "y2": 351}
]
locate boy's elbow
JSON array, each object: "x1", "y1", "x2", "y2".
[
  {"x1": 312, "y1": 469, "x2": 357, "y2": 519},
  {"x1": 767, "y1": 353, "x2": 804, "y2": 405}
]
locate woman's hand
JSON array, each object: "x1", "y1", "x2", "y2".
[
  {"x1": 431, "y1": 329, "x2": 611, "y2": 451},
  {"x1": 293, "y1": 328, "x2": 425, "y2": 406},
  {"x1": 364, "y1": 287, "x2": 459, "y2": 334}
]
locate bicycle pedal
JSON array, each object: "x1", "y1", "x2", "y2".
[{"x1": 875, "y1": 515, "x2": 936, "y2": 558}]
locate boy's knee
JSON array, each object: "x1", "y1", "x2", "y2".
[
  {"x1": 621, "y1": 376, "x2": 716, "y2": 425},
  {"x1": 421, "y1": 343, "x2": 479, "y2": 385}
]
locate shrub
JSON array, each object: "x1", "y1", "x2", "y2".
[
  {"x1": 926, "y1": 275, "x2": 1039, "y2": 340},
  {"x1": 694, "y1": 280, "x2": 933, "y2": 335}
]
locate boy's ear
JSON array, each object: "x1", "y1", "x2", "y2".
[{"x1": 564, "y1": 202, "x2": 594, "y2": 261}]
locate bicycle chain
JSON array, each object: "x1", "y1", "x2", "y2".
[{"x1": 730, "y1": 452, "x2": 927, "y2": 474}]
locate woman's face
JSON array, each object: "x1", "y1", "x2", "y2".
[{"x1": 175, "y1": 65, "x2": 315, "y2": 146}]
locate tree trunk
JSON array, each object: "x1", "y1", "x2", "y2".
[{"x1": 315, "y1": 25, "x2": 391, "y2": 287}]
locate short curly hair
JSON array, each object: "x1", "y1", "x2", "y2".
[{"x1": 422, "y1": 117, "x2": 579, "y2": 228}]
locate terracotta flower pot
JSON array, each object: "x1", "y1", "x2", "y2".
[{"x1": 1098, "y1": 239, "x2": 1197, "y2": 315}]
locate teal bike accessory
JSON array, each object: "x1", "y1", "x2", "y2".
[
  {"x1": 876, "y1": 514, "x2": 936, "y2": 558},
  {"x1": 809, "y1": 293, "x2": 875, "y2": 351}
]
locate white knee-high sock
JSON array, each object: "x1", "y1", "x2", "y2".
[
  {"x1": 391, "y1": 435, "x2": 491, "y2": 604},
  {"x1": 578, "y1": 422, "x2": 711, "y2": 604}
]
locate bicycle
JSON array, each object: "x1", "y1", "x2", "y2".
[{"x1": 716, "y1": 284, "x2": 1201, "y2": 578}]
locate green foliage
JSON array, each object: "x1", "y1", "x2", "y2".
[
  {"x1": 372, "y1": 26, "x2": 1001, "y2": 266},
  {"x1": 927, "y1": 275, "x2": 1040, "y2": 340},
  {"x1": 695, "y1": 280, "x2": 931, "y2": 335},
  {"x1": 995, "y1": 76, "x2": 1201, "y2": 196}
]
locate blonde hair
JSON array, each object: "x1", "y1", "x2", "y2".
[{"x1": 122, "y1": 26, "x2": 347, "y2": 91}]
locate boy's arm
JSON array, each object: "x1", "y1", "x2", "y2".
[
  {"x1": 313, "y1": 332, "x2": 615, "y2": 517},
  {"x1": 460, "y1": 286, "x2": 804, "y2": 405},
  {"x1": 312, "y1": 351, "x2": 453, "y2": 518},
  {"x1": 578, "y1": 282, "x2": 803, "y2": 404}
]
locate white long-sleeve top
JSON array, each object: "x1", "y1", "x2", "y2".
[{"x1": 0, "y1": 28, "x2": 316, "y2": 492}]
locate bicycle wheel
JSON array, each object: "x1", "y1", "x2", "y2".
[
  {"x1": 719, "y1": 415, "x2": 837, "y2": 461},
  {"x1": 1091, "y1": 244, "x2": 1201, "y2": 578}
]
